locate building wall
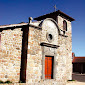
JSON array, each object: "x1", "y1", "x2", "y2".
[
  {"x1": 26, "y1": 18, "x2": 71, "y2": 85},
  {"x1": 26, "y1": 26, "x2": 42, "y2": 84},
  {"x1": 58, "y1": 16, "x2": 72, "y2": 80},
  {"x1": 0, "y1": 28, "x2": 22, "y2": 83},
  {"x1": 0, "y1": 15, "x2": 72, "y2": 85}
]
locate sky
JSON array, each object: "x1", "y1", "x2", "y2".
[{"x1": 0, "y1": 0, "x2": 85, "y2": 56}]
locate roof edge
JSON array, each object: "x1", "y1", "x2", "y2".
[
  {"x1": 34, "y1": 10, "x2": 75, "y2": 21},
  {"x1": 0, "y1": 23, "x2": 42, "y2": 30},
  {"x1": 57, "y1": 10, "x2": 75, "y2": 21}
]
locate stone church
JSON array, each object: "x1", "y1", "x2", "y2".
[{"x1": 0, "y1": 10, "x2": 74, "y2": 85}]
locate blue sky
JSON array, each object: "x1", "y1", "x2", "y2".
[{"x1": 0, "y1": 0, "x2": 85, "y2": 56}]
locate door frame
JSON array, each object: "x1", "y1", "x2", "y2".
[
  {"x1": 41, "y1": 46, "x2": 58, "y2": 80},
  {"x1": 45, "y1": 56, "x2": 54, "y2": 79}
]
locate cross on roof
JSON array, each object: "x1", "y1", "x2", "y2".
[{"x1": 54, "y1": 5, "x2": 57, "y2": 12}]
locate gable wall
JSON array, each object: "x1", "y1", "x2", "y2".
[{"x1": 26, "y1": 19, "x2": 68, "y2": 85}]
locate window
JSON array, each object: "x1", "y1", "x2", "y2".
[
  {"x1": 46, "y1": 33, "x2": 54, "y2": 43},
  {"x1": 63, "y1": 20, "x2": 67, "y2": 31},
  {"x1": 45, "y1": 56, "x2": 54, "y2": 79}
]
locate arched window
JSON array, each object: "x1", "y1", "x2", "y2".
[{"x1": 63, "y1": 20, "x2": 67, "y2": 31}]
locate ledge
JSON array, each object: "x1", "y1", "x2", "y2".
[
  {"x1": 59, "y1": 34, "x2": 68, "y2": 37},
  {"x1": 29, "y1": 23, "x2": 42, "y2": 30},
  {"x1": 40, "y1": 42, "x2": 60, "y2": 48},
  {"x1": 0, "y1": 23, "x2": 42, "y2": 32}
]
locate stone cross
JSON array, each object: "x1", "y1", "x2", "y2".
[{"x1": 54, "y1": 5, "x2": 57, "y2": 12}]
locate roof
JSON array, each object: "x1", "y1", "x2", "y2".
[
  {"x1": 34, "y1": 10, "x2": 75, "y2": 21},
  {"x1": 72, "y1": 57, "x2": 85, "y2": 63},
  {"x1": 0, "y1": 23, "x2": 28, "y2": 29},
  {"x1": 0, "y1": 22, "x2": 42, "y2": 31},
  {"x1": 72, "y1": 52, "x2": 75, "y2": 57}
]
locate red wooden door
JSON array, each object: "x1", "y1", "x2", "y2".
[{"x1": 45, "y1": 56, "x2": 53, "y2": 79}]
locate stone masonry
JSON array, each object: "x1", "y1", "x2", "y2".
[
  {"x1": 0, "y1": 28, "x2": 22, "y2": 83},
  {"x1": 0, "y1": 10, "x2": 74, "y2": 85}
]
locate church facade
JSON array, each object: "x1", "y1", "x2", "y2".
[{"x1": 0, "y1": 10, "x2": 74, "y2": 85}]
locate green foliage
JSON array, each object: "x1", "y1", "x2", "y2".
[
  {"x1": 19, "y1": 80, "x2": 23, "y2": 83},
  {"x1": 5, "y1": 81, "x2": 12, "y2": 83},
  {"x1": 0, "y1": 80, "x2": 4, "y2": 83},
  {"x1": 68, "y1": 80, "x2": 75, "y2": 81},
  {"x1": 0, "y1": 80, "x2": 12, "y2": 84}
]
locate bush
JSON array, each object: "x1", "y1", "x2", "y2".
[
  {"x1": 0, "y1": 80, "x2": 4, "y2": 83},
  {"x1": 19, "y1": 80, "x2": 24, "y2": 83},
  {"x1": 68, "y1": 80, "x2": 75, "y2": 81},
  {"x1": 5, "y1": 81, "x2": 12, "y2": 83},
  {"x1": 0, "y1": 80, "x2": 12, "y2": 84}
]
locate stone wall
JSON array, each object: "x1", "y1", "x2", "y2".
[
  {"x1": 0, "y1": 15, "x2": 72, "y2": 85},
  {"x1": 58, "y1": 16, "x2": 72, "y2": 80},
  {"x1": 26, "y1": 18, "x2": 68, "y2": 85},
  {"x1": 26, "y1": 26, "x2": 42, "y2": 84},
  {"x1": 0, "y1": 28, "x2": 22, "y2": 83}
]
